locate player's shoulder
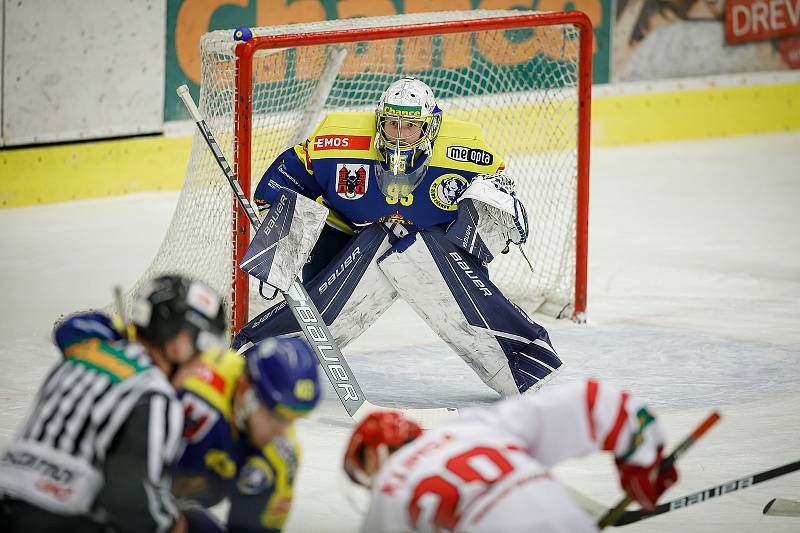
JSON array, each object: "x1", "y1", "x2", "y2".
[
  {"x1": 55, "y1": 314, "x2": 173, "y2": 387},
  {"x1": 430, "y1": 116, "x2": 504, "y2": 173},
  {"x1": 306, "y1": 112, "x2": 377, "y2": 160},
  {"x1": 316, "y1": 111, "x2": 374, "y2": 132},
  {"x1": 181, "y1": 348, "x2": 243, "y2": 417},
  {"x1": 54, "y1": 311, "x2": 125, "y2": 350},
  {"x1": 438, "y1": 116, "x2": 485, "y2": 141}
]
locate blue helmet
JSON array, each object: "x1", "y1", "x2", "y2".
[{"x1": 245, "y1": 337, "x2": 321, "y2": 420}]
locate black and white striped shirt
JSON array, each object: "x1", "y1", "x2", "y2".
[{"x1": 0, "y1": 313, "x2": 184, "y2": 533}]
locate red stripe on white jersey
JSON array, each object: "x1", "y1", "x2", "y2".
[
  {"x1": 602, "y1": 391, "x2": 629, "y2": 452},
  {"x1": 586, "y1": 379, "x2": 599, "y2": 441}
]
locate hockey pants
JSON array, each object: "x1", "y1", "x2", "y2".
[{"x1": 232, "y1": 225, "x2": 562, "y2": 395}]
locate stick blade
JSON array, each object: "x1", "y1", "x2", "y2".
[
  {"x1": 763, "y1": 498, "x2": 800, "y2": 517},
  {"x1": 353, "y1": 401, "x2": 459, "y2": 429}
]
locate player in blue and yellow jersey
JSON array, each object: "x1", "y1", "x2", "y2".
[
  {"x1": 172, "y1": 337, "x2": 321, "y2": 533},
  {"x1": 234, "y1": 77, "x2": 562, "y2": 398}
]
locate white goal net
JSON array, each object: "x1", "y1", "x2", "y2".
[{"x1": 125, "y1": 9, "x2": 591, "y2": 332}]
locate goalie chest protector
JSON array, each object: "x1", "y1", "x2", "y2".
[{"x1": 303, "y1": 112, "x2": 505, "y2": 230}]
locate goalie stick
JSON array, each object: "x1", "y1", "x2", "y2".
[
  {"x1": 597, "y1": 410, "x2": 721, "y2": 529},
  {"x1": 764, "y1": 497, "x2": 800, "y2": 517},
  {"x1": 610, "y1": 459, "x2": 800, "y2": 525},
  {"x1": 177, "y1": 85, "x2": 457, "y2": 428}
]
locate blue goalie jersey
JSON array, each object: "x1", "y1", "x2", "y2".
[
  {"x1": 173, "y1": 349, "x2": 300, "y2": 533},
  {"x1": 254, "y1": 112, "x2": 505, "y2": 233}
]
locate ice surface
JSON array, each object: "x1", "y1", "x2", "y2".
[{"x1": 1, "y1": 132, "x2": 798, "y2": 532}]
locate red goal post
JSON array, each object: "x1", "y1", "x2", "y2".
[{"x1": 133, "y1": 10, "x2": 592, "y2": 334}]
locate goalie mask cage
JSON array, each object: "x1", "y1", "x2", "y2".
[{"x1": 131, "y1": 9, "x2": 591, "y2": 334}]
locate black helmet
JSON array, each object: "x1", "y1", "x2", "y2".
[{"x1": 132, "y1": 274, "x2": 227, "y2": 352}]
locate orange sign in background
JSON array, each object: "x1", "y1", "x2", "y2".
[{"x1": 165, "y1": 0, "x2": 610, "y2": 121}]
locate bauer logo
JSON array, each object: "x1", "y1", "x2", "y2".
[
  {"x1": 313, "y1": 135, "x2": 372, "y2": 151},
  {"x1": 446, "y1": 146, "x2": 494, "y2": 166},
  {"x1": 319, "y1": 247, "x2": 362, "y2": 294},
  {"x1": 447, "y1": 251, "x2": 492, "y2": 296}
]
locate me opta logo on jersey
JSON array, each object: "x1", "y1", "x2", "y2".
[
  {"x1": 313, "y1": 135, "x2": 372, "y2": 151},
  {"x1": 429, "y1": 174, "x2": 468, "y2": 211},
  {"x1": 336, "y1": 164, "x2": 369, "y2": 200},
  {"x1": 446, "y1": 146, "x2": 494, "y2": 166}
]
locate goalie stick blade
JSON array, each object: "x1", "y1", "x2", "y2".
[
  {"x1": 564, "y1": 485, "x2": 607, "y2": 520},
  {"x1": 763, "y1": 498, "x2": 800, "y2": 517},
  {"x1": 353, "y1": 400, "x2": 459, "y2": 429}
]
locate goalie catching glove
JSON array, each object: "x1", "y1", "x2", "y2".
[{"x1": 444, "y1": 171, "x2": 529, "y2": 263}]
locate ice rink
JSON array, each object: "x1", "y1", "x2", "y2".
[{"x1": 1, "y1": 131, "x2": 798, "y2": 532}]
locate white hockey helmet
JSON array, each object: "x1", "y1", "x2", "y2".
[{"x1": 374, "y1": 77, "x2": 442, "y2": 198}]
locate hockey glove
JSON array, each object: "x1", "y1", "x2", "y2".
[
  {"x1": 179, "y1": 499, "x2": 227, "y2": 533},
  {"x1": 602, "y1": 396, "x2": 678, "y2": 511},
  {"x1": 462, "y1": 172, "x2": 529, "y2": 246},
  {"x1": 616, "y1": 448, "x2": 678, "y2": 510}
]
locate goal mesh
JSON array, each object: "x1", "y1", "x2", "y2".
[{"x1": 124, "y1": 10, "x2": 591, "y2": 332}]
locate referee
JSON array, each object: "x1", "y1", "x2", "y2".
[{"x1": 0, "y1": 275, "x2": 227, "y2": 533}]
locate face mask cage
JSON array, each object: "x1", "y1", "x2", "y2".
[
  {"x1": 378, "y1": 116, "x2": 428, "y2": 149},
  {"x1": 374, "y1": 110, "x2": 441, "y2": 198}
]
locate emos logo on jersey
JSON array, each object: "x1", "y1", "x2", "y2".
[
  {"x1": 446, "y1": 145, "x2": 494, "y2": 166},
  {"x1": 313, "y1": 135, "x2": 372, "y2": 151},
  {"x1": 336, "y1": 164, "x2": 369, "y2": 200},
  {"x1": 429, "y1": 174, "x2": 468, "y2": 211}
]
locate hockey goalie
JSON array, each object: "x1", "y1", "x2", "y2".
[{"x1": 232, "y1": 76, "x2": 562, "y2": 396}]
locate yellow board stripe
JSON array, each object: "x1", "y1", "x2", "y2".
[
  {"x1": 1, "y1": 135, "x2": 191, "y2": 208},
  {"x1": 2, "y1": 81, "x2": 797, "y2": 209},
  {"x1": 592, "y1": 81, "x2": 800, "y2": 146}
]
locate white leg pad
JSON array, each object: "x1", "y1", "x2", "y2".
[{"x1": 378, "y1": 236, "x2": 519, "y2": 396}]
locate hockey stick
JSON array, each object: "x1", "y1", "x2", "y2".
[
  {"x1": 177, "y1": 85, "x2": 457, "y2": 428},
  {"x1": 764, "y1": 496, "x2": 800, "y2": 517},
  {"x1": 597, "y1": 410, "x2": 721, "y2": 529},
  {"x1": 609, "y1": 459, "x2": 800, "y2": 525}
]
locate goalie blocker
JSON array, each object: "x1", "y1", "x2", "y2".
[
  {"x1": 239, "y1": 188, "x2": 328, "y2": 293},
  {"x1": 233, "y1": 216, "x2": 561, "y2": 396}
]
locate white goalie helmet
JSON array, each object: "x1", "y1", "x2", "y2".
[{"x1": 374, "y1": 77, "x2": 442, "y2": 198}]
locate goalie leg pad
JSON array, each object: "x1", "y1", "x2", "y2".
[
  {"x1": 232, "y1": 224, "x2": 397, "y2": 351},
  {"x1": 377, "y1": 227, "x2": 561, "y2": 395}
]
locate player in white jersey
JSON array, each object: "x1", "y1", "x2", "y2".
[{"x1": 344, "y1": 379, "x2": 678, "y2": 532}]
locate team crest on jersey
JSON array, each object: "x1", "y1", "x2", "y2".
[
  {"x1": 237, "y1": 459, "x2": 274, "y2": 495},
  {"x1": 378, "y1": 212, "x2": 413, "y2": 225},
  {"x1": 429, "y1": 174, "x2": 468, "y2": 211},
  {"x1": 336, "y1": 164, "x2": 369, "y2": 200}
]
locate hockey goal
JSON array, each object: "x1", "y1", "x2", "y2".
[{"x1": 131, "y1": 9, "x2": 592, "y2": 333}]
